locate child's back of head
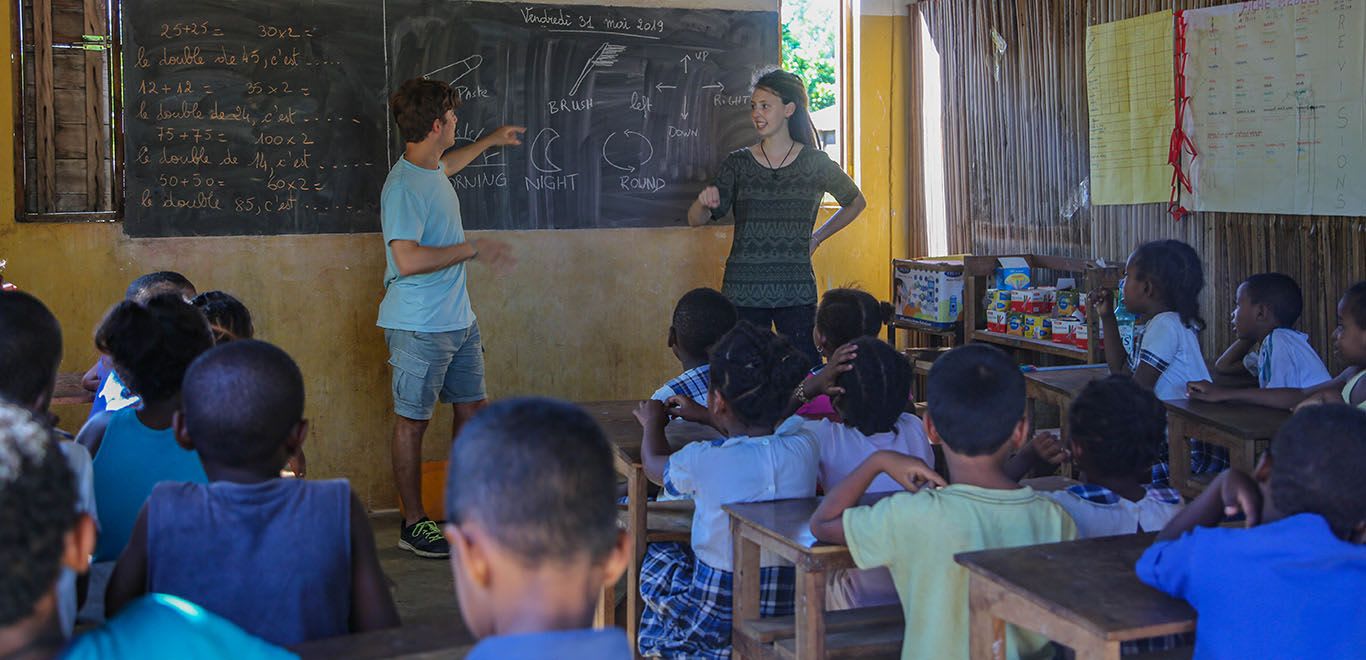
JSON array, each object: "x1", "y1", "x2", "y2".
[
  {"x1": 671, "y1": 287, "x2": 737, "y2": 361},
  {"x1": 816, "y1": 288, "x2": 892, "y2": 354},
  {"x1": 1268, "y1": 404, "x2": 1366, "y2": 540},
  {"x1": 181, "y1": 340, "x2": 303, "y2": 473},
  {"x1": 710, "y1": 321, "x2": 811, "y2": 429},
  {"x1": 1128, "y1": 239, "x2": 1205, "y2": 331},
  {"x1": 192, "y1": 291, "x2": 255, "y2": 344},
  {"x1": 0, "y1": 291, "x2": 62, "y2": 411},
  {"x1": 125, "y1": 271, "x2": 196, "y2": 304},
  {"x1": 1068, "y1": 375, "x2": 1167, "y2": 480},
  {"x1": 0, "y1": 402, "x2": 79, "y2": 627},
  {"x1": 1240, "y1": 273, "x2": 1303, "y2": 329},
  {"x1": 834, "y1": 337, "x2": 913, "y2": 436},
  {"x1": 925, "y1": 344, "x2": 1024, "y2": 456},
  {"x1": 95, "y1": 294, "x2": 214, "y2": 403},
  {"x1": 446, "y1": 397, "x2": 626, "y2": 639}
]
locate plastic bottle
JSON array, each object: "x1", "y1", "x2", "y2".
[{"x1": 1115, "y1": 287, "x2": 1137, "y2": 363}]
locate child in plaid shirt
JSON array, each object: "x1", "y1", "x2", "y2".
[
  {"x1": 634, "y1": 322, "x2": 818, "y2": 659},
  {"x1": 651, "y1": 287, "x2": 737, "y2": 407}
]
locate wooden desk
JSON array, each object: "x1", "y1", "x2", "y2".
[
  {"x1": 290, "y1": 622, "x2": 474, "y2": 659},
  {"x1": 52, "y1": 371, "x2": 94, "y2": 406},
  {"x1": 957, "y1": 534, "x2": 1195, "y2": 660},
  {"x1": 581, "y1": 400, "x2": 719, "y2": 653},
  {"x1": 1024, "y1": 365, "x2": 1108, "y2": 439},
  {"x1": 1163, "y1": 398, "x2": 1289, "y2": 499},
  {"x1": 726, "y1": 494, "x2": 896, "y2": 659}
]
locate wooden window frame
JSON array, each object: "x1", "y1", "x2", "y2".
[{"x1": 11, "y1": 0, "x2": 124, "y2": 223}]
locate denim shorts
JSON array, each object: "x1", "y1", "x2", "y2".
[{"x1": 385, "y1": 323, "x2": 486, "y2": 420}]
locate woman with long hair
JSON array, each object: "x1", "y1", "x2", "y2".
[{"x1": 687, "y1": 68, "x2": 866, "y2": 364}]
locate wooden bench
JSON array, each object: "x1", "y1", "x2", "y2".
[{"x1": 736, "y1": 604, "x2": 904, "y2": 660}]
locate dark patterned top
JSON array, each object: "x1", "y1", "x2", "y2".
[{"x1": 709, "y1": 146, "x2": 860, "y2": 308}]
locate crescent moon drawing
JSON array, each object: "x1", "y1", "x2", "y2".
[{"x1": 529, "y1": 128, "x2": 562, "y2": 174}]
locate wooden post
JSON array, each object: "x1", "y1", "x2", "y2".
[{"x1": 730, "y1": 519, "x2": 761, "y2": 660}]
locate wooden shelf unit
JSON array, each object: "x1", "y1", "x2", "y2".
[{"x1": 961, "y1": 254, "x2": 1121, "y2": 364}]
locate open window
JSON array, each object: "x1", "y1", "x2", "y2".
[{"x1": 781, "y1": 0, "x2": 847, "y2": 169}]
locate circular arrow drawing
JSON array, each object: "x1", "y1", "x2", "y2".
[
  {"x1": 529, "y1": 128, "x2": 562, "y2": 173},
  {"x1": 602, "y1": 130, "x2": 655, "y2": 173}
]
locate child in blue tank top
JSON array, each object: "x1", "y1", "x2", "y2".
[{"x1": 104, "y1": 340, "x2": 398, "y2": 647}]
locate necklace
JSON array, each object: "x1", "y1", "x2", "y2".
[{"x1": 759, "y1": 140, "x2": 796, "y2": 179}]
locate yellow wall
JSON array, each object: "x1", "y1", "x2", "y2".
[
  {"x1": 812, "y1": 0, "x2": 912, "y2": 301},
  {"x1": 0, "y1": 0, "x2": 910, "y2": 508}
]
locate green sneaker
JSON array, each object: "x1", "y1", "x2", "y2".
[{"x1": 398, "y1": 518, "x2": 450, "y2": 558}]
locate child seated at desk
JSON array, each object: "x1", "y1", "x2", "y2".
[
  {"x1": 810, "y1": 344, "x2": 1075, "y2": 660},
  {"x1": 81, "y1": 271, "x2": 198, "y2": 420},
  {"x1": 1091, "y1": 239, "x2": 1216, "y2": 482},
  {"x1": 804, "y1": 337, "x2": 933, "y2": 609},
  {"x1": 1137, "y1": 404, "x2": 1366, "y2": 659},
  {"x1": 0, "y1": 402, "x2": 292, "y2": 660},
  {"x1": 105, "y1": 340, "x2": 398, "y2": 646},
  {"x1": 443, "y1": 398, "x2": 632, "y2": 659},
  {"x1": 1187, "y1": 273, "x2": 1330, "y2": 401},
  {"x1": 634, "y1": 321, "x2": 818, "y2": 659},
  {"x1": 1190, "y1": 280, "x2": 1366, "y2": 412},
  {"x1": 652, "y1": 287, "x2": 737, "y2": 407},
  {"x1": 798, "y1": 288, "x2": 894, "y2": 420},
  {"x1": 77, "y1": 293, "x2": 213, "y2": 620},
  {"x1": 191, "y1": 290, "x2": 255, "y2": 344},
  {"x1": 0, "y1": 291, "x2": 98, "y2": 638},
  {"x1": 1043, "y1": 376, "x2": 1183, "y2": 537}
]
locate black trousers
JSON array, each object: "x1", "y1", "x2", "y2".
[{"x1": 735, "y1": 304, "x2": 821, "y2": 367}]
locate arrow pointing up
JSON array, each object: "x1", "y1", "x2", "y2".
[{"x1": 680, "y1": 54, "x2": 691, "y2": 74}]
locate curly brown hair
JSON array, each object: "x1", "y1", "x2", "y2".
[{"x1": 390, "y1": 78, "x2": 461, "y2": 144}]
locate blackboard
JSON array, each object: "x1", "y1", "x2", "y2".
[
  {"x1": 120, "y1": 0, "x2": 778, "y2": 237},
  {"x1": 120, "y1": 0, "x2": 389, "y2": 237}
]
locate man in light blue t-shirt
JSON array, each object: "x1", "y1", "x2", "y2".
[{"x1": 380, "y1": 78, "x2": 521, "y2": 558}]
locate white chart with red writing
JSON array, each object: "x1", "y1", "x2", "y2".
[{"x1": 1183, "y1": 0, "x2": 1366, "y2": 216}]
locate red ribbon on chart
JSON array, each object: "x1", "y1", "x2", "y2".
[{"x1": 1168, "y1": 10, "x2": 1197, "y2": 222}]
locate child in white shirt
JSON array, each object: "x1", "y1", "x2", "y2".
[
  {"x1": 1189, "y1": 273, "x2": 1330, "y2": 403},
  {"x1": 633, "y1": 322, "x2": 818, "y2": 659},
  {"x1": 802, "y1": 337, "x2": 933, "y2": 609},
  {"x1": 1092, "y1": 240, "x2": 1215, "y2": 480}
]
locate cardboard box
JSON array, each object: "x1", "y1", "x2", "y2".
[
  {"x1": 986, "y1": 288, "x2": 1011, "y2": 312},
  {"x1": 894, "y1": 262, "x2": 964, "y2": 328},
  {"x1": 1006, "y1": 312, "x2": 1025, "y2": 336},
  {"x1": 1022, "y1": 314, "x2": 1052, "y2": 341},
  {"x1": 1051, "y1": 317, "x2": 1078, "y2": 344},
  {"x1": 993, "y1": 257, "x2": 1032, "y2": 290},
  {"x1": 1056, "y1": 290, "x2": 1081, "y2": 317},
  {"x1": 987, "y1": 310, "x2": 1007, "y2": 333},
  {"x1": 1073, "y1": 324, "x2": 1090, "y2": 350}
]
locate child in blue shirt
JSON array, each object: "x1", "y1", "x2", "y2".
[
  {"x1": 652, "y1": 287, "x2": 737, "y2": 407},
  {"x1": 443, "y1": 398, "x2": 633, "y2": 660},
  {"x1": 0, "y1": 402, "x2": 289, "y2": 660},
  {"x1": 1137, "y1": 404, "x2": 1366, "y2": 660},
  {"x1": 105, "y1": 340, "x2": 398, "y2": 646},
  {"x1": 635, "y1": 321, "x2": 818, "y2": 659}
]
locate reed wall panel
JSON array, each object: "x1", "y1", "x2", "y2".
[{"x1": 919, "y1": 0, "x2": 1366, "y2": 373}]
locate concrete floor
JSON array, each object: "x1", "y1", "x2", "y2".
[{"x1": 370, "y1": 512, "x2": 469, "y2": 634}]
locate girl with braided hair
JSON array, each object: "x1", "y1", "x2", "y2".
[{"x1": 632, "y1": 321, "x2": 817, "y2": 658}]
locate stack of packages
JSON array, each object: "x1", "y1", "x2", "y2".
[{"x1": 982, "y1": 260, "x2": 1093, "y2": 349}]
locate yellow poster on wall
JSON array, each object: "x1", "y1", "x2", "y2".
[{"x1": 1086, "y1": 10, "x2": 1174, "y2": 205}]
